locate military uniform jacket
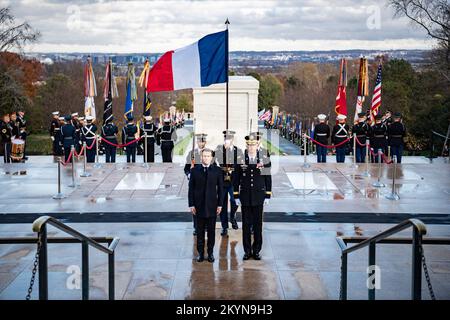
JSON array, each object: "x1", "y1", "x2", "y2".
[
  {"x1": 233, "y1": 150, "x2": 272, "y2": 207},
  {"x1": 49, "y1": 119, "x2": 60, "y2": 138},
  {"x1": 314, "y1": 123, "x2": 330, "y2": 145},
  {"x1": 352, "y1": 122, "x2": 371, "y2": 145},
  {"x1": 71, "y1": 120, "x2": 81, "y2": 143},
  {"x1": 101, "y1": 123, "x2": 118, "y2": 144},
  {"x1": 122, "y1": 124, "x2": 138, "y2": 146},
  {"x1": 0, "y1": 120, "x2": 12, "y2": 144},
  {"x1": 370, "y1": 123, "x2": 388, "y2": 149},
  {"x1": 331, "y1": 123, "x2": 350, "y2": 145},
  {"x1": 81, "y1": 124, "x2": 97, "y2": 144},
  {"x1": 141, "y1": 122, "x2": 156, "y2": 143},
  {"x1": 156, "y1": 125, "x2": 176, "y2": 145},
  {"x1": 61, "y1": 124, "x2": 76, "y2": 148},
  {"x1": 9, "y1": 121, "x2": 19, "y2": 138},
  {"x1": 184, "y1": 148, "x2": 203, "y2": 176},
  {"x1": 188, "y1": 165, "x2": 224, "y2": 218},
  {"x1": 214, "y1": 145, "x2": 244, "y2": 187},
  {"x1": 388, "y1": 122, "x2": 406, "y2": 147}
]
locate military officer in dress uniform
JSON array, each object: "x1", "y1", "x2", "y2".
[
  {"x1": 382, "y1": 110, "x2": 393, "y2": 127},
  {"x1": 332, "y1": 114, "x2": 349, "y2": 163},
  {"x1": 233, "y1": 133, "x2": 272, "y2": 260},
  {"x1": 101, "y1": 116, "x2": 118, "y2": 163},
  {"x1": 370, "y1": 114, "x2": 388, "y2": 163},
  {"x1": 141, "y1": 116, "x2": 156, "y2": 163},
  {"x1": 185, "y1": 133, "x2": 208, "y2": 236},
  {"x1": 9, "y1": 112, "x2": 19, "y2": 138},
  {"x1": 16, "y1": 110, "x2": 28, "y2": 161},
  {"x1": 214, "y1": 130, "x2": 244, "y2": 236},
  {"x1": 1, "y1": 113, "x2": 12, "y2": 163},
  {"x1": 71, "y1": 112, "x2": 81, "y2": 154},
  {"x1": 61, "y1": 115, "x2": 76, "y2": 162},
  {"x1": 352, "y1": 112, "x2": 371, "y2": 163},
  {"x1": 313, "y1": 114, "x2": 330, "y2": 163},
  {"x1": 156, "y1": 118, "x2": 177, "y2": 162},
  {"x1": 388, "y1": 112, "x2": 406, "y2": 163},
  {"x1": 49, "y1": 111, "x2": 62, "y2": 156},
  {"x1": 81, "y1": 115, "x2": 97, "y2": 162},
  {"x1": 122, "y1": 115, "x2": 138, "y2": 163}
]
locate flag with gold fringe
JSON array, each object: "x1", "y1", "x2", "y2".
[
  {"x1": 124, "y1": 62, "x2": 137, "y2": 120},
  {"x1": 354, "y1": 57, "x2": 369, "y2": 123},
  {"x1": 103, "y1": 59, "x2": 118, "y2": 124},
  {"x1": 139, "y1": 59, "x2": 152, "y2": 117},
  {"x1": 335, "y1": 59, "x2": 347, "y2": 118},
  {"x1": 84, "y1": 56, "x2": 97, "y2": 121}
]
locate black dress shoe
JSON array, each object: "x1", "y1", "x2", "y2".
[
  {"x1": 231, "y1": 219, "x2": 238, "y2": 230},
  {"x1": 243, "y1": 253, "x2": 252, "y2": 260},
  {"x1": 207, "y1": 254, "x2": 215, "y2": 263},
  {"x1": 193, "y1": 230, "x2": 197, "y2": 236},
  {"x1": 196, "y1": 255, "x2": 204, "y2": 262},
  {"x1": 253, "y1": 253, "x2": 261, "y2": 260},
  {"x1": 221, "y1": 228, "x2": 228, "y2": 236}
]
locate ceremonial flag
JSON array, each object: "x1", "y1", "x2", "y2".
[
  {"x1": 124, "y1": 62, "x2": 137, "y2": 120},
  {"x1": 103, "y1": 59, "x2": 118, "y2": 124},
  {"x1": 354, "y1": 57, "x2": 369, "y2": 123},
  {"x1": 335, "y1": 59, "x2": 347, "y2": 118},
  {"x1": 259, "y1": 110, "x2": 271, "y2": 121},
  {"x1": 84, "y1": 56, "x2": 97, "y2": 120},
  {"x1": 370, "y1": 63, "x2": 382, "y2": 123},
  {"x1": 139, "y1": 59, "x2": 152, "y2": 116},
  {"x1": 147, "y1": 30, "x2": 228, "y2": 92}
]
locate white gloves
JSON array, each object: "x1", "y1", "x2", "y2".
[
  {"x1": 264, "y1": 199, "x2": 270, "y2": 205},
  {"x1": 187, "y1": 173, "x2": 190, "y2": 180},
  {"x1": 51, "y1": 136, "x2": 55, "y2": 141},
  {"x1": 234, "y1": 199, "x2": 241, "y2": 206}
]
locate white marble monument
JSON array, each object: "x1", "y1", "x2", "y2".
[{"x1": 192, "y1": 76, "x2": 259, "y2": 150}]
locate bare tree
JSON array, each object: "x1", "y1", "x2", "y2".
[
  {"x1": 0, "y1": 6, "x2": 40, "y2": 52},
  {"x1": 389, "y1": 0, "x2": 450, "y2": 80}
]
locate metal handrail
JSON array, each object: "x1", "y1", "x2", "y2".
[
  {"x1": 30, "y1": 215, "x2": 119, "y2": 300},
  {"x1": 32, "y1": 216, "x2": 120, "y2": 253},
  {"x1": 336, "y1": 219, "x2": 428, "y2": 300}
]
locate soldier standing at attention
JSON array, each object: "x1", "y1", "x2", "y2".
[
  {"x1": 313, "y1": 114, "x2": 330, "y2": 163},
  {"x1": 71, "y1": 112, "x2": 81, "y2": 154},
  {"x1": 81, "y1": 115, "x2": 97, "y2": 163},
  {"x1": 233, "y1": 133, "x2": 272, "y2": 260},
  {"x1": 332, "y1": 114, "x2": 349, "y2": 163},
  {"x1": 388, "y1": 112, "x2": 406, "y2": 163},
  {"x1": 101, "y1": 116, "x2": 118, "y2": 163},
  {"x1": 214, "y1": 130, "x2": 244, "y2": 236},
  {"x1": 370, "y1": 114, "x2": 388, "y2": 163},
  {"x1": 156, "y1": 118, "x2": 177, "y2": 162},
  {"x1": 352, "y1": 112, "x2": 371, "y2": 163},
  {"x1": 49, "y1": 111, "x2": 61, "y2": 156},
  {"x1": 1, "y1": 113, "x2": 12, "y2": 163},
  {"x1": 141, "y1": 115, "x2": 156, "y2": 163},
  {"x1": 61, "y1": 115, "x2": 76, "y2": 162},
  {"x1": 184, "y1": 133, "x2": 208, "y2": 236},
  {"x1": 122, "y1": 115, "x2": 138, "y2": 163}
]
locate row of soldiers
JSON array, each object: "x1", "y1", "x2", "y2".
[
  {"x1": 0, "y1": 110, "x2": 28, "y2": 163},
  {"x1": 49, "y1": 112, "x2": 177, "y2": 163},
  {"x1": 313, "y1": 111, "x2": 406, "y2": 163},
  {"x1": 185, "y1": 130, "x2": 272, "y2": 261}
]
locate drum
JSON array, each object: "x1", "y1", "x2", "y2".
[{"x1": 11, "y1": 139, "x2": 25, "y2": 161}]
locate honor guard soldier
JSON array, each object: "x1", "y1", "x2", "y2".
[
  {"x1": 71, "y1": 112, "x2": 81, "y2": 153},
  {"x1": 382, "y1": 110, "x2": 393, "y2": 127},
  {"x1": 214, "y1": 130, "x2": 244, "y2": 235},
  {"x1": 370, "y1": 114, "x2": 388, "y2": 163},
  {"x1": 314, "y1": 114, "x2": 330, "y2": 163},
  {"x1": 9, "y1": 112, "x2": 19, "y2": 138},
  {"x1": 61, "y1": 115, "x2": 76, "y2": 162},
  {"x1": 388, "y1": 112, "x2": 406, "y2": 163},
  {"x1": 122, "y1": 115, "x2": 138, "y2": 163},
  {"x1": 81, "y1": 115, "x2": 97, "y2": 162},
  {"x1": 49, "y1": 111, "x2": 62, "y2": 156},
  {"x1": 101, "y1": 116, "x2": 118, "y2": 163},
  {"x1": 141, "y1": 116, "x2": 156, "y2": 163},
  {"x1": 184, "y1": 133, "x2": 208, "y2": 236},
  {"x1": 233, "y1": 133, "x2": 272, "y2": 260},
  {"x1": 156, "y1": 118, "x2": 177, "y2": 162},
  {"x1": 332, "y1": 114, "x2": 349, "y2": 163},
  {"x1": 1, "y1": 113, "x2": 12, "y2": 163},
  {"x1": 352, "y1": 112, "x2": 371, "y2": 163}
]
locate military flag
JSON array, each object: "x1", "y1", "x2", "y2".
[
  {"x1": 370, "y1": 63, "x2": 382, "y2": 123},
  {"x1": 124, "y1": 62, "x2": 137, "y2": 120},
  {"x1": 335, "y1": 59, "x2": 347, "y2": 118},
  {"x1": 103, "y1": 59, "x2": 118, "y2": 124},
  {"x1": 139, "y1": 59, "x2": 152, "y2": 117},
  {"x1": 354, "y1": 57, "x2": 369, "y2": 123},
  {"x1": 84, "y1": 56, "x2": 97, "y2": 121}
]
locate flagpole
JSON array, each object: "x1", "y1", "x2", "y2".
[{"x1": 225, "y1": 18, "x2": 230, "y2": 130}]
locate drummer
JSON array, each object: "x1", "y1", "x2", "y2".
[
  {"x1": 9, "y1": 112, "x2": 19, "y2": 138},
  {"x1": 0, "y1": 113, "x2": 13, "y2": 163},
  {"x1": 16, "y1": 110, "x2": 28, "y2": 161}
]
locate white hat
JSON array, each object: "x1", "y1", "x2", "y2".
[
  {"x1": 337, "y1": 114, "x2": 347, "y2": 121},
  {"x1": 144, "y1": 116, "x2": 153, "y2": 121},
  {"x1": 86, "y1": 115, "x2": 94, "y2": 121},
  {"x1": 317, "y1": 114, "x2": 326, "y2": 120},
  {"x1": 58, "y1": 116, "x2": 65, "y2": 121},
  {"x1": 71, "y1": 112, "x2": 79, "y2": 117},
  {"x1": 78, "y1": 116, "x2": 85, "y2": 121},
  {"x1": 52, "y1": 111, "x2": 60, "y2": 115}
]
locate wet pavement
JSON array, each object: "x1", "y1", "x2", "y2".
[{"x1": 0, "y1": 221, "x2": 449, "y2": 300}]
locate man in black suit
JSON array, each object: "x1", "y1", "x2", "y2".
[{"x1": 188, "y1": 148, "x2": 224, "y2": 263}]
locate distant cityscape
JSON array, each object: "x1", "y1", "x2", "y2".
[{"x1": 25, "y1": 49, "x2": 429, "y2": 74}]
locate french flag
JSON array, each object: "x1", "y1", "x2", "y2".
[{"x1": 147, "y1": 30, "x2": 228, "y2": 92}]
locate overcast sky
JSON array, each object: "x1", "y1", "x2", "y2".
[{"x1": 2, "y1": 0, "x2": 435, "y2": 53}]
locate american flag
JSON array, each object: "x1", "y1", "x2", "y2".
[
  {"x1": 370, "y1": 63, "x2": 382, "y2": 121},
  {"x1": 259, "y1": 110, "x2": 272, "y2": 121}
]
